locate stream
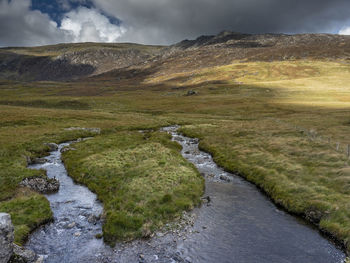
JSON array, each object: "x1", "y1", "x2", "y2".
[{"x1": 25, "y1": 128, "x2": 346, "y2": 263}]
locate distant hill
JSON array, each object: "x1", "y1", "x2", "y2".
[
  {"x1": 1, "y1": 32, "x2": 350, "y2": 81},
  {"x1": 0, "y1": 43, "x2": 164, "y2": 81}
]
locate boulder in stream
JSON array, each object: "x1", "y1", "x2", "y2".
[
  {"x1": 19, "y1": 176, "x2": 59, "y2": 194},
  {"x1": 32, "y1": 158, "x2": 46, "y2": 164},
  {"x1": 11, "y1": 244, "x2": 37, "y2": 263}
]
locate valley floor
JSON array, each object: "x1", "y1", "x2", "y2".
[{"x1": 1, "y1": 59, "x2": 350, "y2": 254}]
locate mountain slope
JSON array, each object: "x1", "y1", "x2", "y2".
[
  {"x1": 0, "y1": 43, "x2": 164, "y2": 81},
  {"x1": 1, "y1": 31, "x2": 350, "y2": 82}
]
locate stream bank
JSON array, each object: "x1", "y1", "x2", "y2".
[{"x1": 25, "y1": 129, "x2": 346, "y2": 262}]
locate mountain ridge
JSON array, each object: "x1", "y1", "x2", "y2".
[{"x1": 1, "y1": 31, "x2": 350, "y2": 81}]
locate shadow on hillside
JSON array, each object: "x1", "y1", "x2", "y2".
[{"x1": 0, "y1": 51, "x2": 96, "y2": 81}]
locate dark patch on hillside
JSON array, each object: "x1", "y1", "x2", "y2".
[
  {"x1": 0, "y1": 43, "x2": 164, "y2": 81},
  {"x1": 0, "y1": 52, "x2": 96, "y2": 81}
]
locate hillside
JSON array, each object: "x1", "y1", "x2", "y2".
[
  {"x1": 0, "y1": 42, "x2": 163, "y2": 81},
  {"x1": 1, "y1": 32, "x2": 350, "y2": 82}
]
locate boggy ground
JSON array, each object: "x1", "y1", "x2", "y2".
[{"x1": 1, "y1": 57, "x2": 350, "y2": 254}]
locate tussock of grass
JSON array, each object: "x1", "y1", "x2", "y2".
[
  {"x1": 0, "y1": 188, "x2": 52, "y2": 245},
  {"x1": 62, "y1": 131, "x2": 204, "y2": 245}
]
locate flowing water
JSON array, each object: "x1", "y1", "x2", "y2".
[
  {"x1": 26, "y1": 142, "x2": 110, "y2": 262},
  {"x1": 25, "y1": 130, "x2": 346, "y2": 263},
  {"x1": 164, "y1": 126, "x2": 346, "y2": 263}
]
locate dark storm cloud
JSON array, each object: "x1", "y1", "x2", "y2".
[
  {"x1": 93, "y1": 0, "x2": 350, "y2": 44},
  {"x1": 0, "y1": 0, "x2": 71, "y2": 47},
  {"x1": 1, "y1": 0, "x2": 350, "y2": 47}
]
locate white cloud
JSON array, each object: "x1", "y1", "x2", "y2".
[
  {"x1": 0, "y1": 0, "x2": 125, "y2": 47},
  {"x1": 339, "y1": 27, "x2": 350, "y2": 35},
  {"x1": 60, "y1": 7, "x2": 125, "y2": 42}
]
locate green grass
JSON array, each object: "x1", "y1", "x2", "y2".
[
  {"x1": 2, "y1": 59, "x2": 350, "y2": 252},
  {"x1": 0, "y1": 188, "x2": 52, "y2": 245},
  {"x1": 62, "y1": 131, "x2": 204, "y2": 245}
]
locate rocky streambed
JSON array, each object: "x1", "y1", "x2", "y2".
[{"x1": 24, "y1": 128, "x2": 346, "y2": 263}]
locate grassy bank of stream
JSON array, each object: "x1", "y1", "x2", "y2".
[{"x1": 1, "y1": 60, "x2": 350, "y2": 251}]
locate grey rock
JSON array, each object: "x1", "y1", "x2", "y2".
[
  {"x1": 0, "y1": 213, "x2": 14, "y2": 263},
  {"x1": 185, "y1": 90, "x2": 197, "y2": 96},
  {"x1": 19, "y1": 177, "x2": 59, "y2": 194},
  {"x1": 305, "y1": 210, "x2": 323, "y2": 224},
  {"x1": 34, "y1": 255, "x2": 44, "y2": 263},
  {"x1": 87, "y1": 214, "x2": 99, "y2": 224},
  {"x1": 32, "y1": 158, "x2": 46, "y2": 164},
  {"x1": 141, "y1": 228, "x2": 152, "y2": 238},
  {"x1": 174, "y1": 136, "x2": 184, "y2": 142},
  {"x1": 66, "y1": 222, "x2": 76, "y2": 229},
  {"x1": 12, "y1": 244, "x2": 37, "y2": 263},
  {"x1": 219, "y1": 175, "x2": 232, "y2": 182},
  {"x1": 60, "y1": 147, "x2": 76, "y2": 154}
]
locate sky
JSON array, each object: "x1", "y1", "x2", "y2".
[{"x1": 1, "y1": 0, "x2": 350, "y2": 47}]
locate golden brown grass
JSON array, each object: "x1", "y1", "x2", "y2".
[{"x1": 2, "y1": 59, "x2": 350, "y2": 250}]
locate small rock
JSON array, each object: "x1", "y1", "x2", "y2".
[
  {"x1": 60, "y1": 147, "x2": 76, "y2": 153},
  {"x1": 67, "y1": 222, "x2": 76, "y2": 229},
  {"x1": 87, "y1": 214, "x2": 99, "y2": 224},
  {"x1": 74, "y1": 232, "x2": 81, "y2": 237},
  {"x1": 33, "y1": 158, "x2": 46, "y2": 164},
  {"x1": 35, "y1": 255, "x2": 44, "y2": 263},
  {"x1": 141, "y1": 228, "x2": 152, "y2": 238},
  {"x1": 175, "y1": 136, "x2": 184, "y2": 142},
  {"x1": 201, "y1": 196, "x2": 211, "y2": 203},
  {"x1": 157, "y1": 232, "x2": 165, "y2": 237},
  {"x1": 305, "y1": 210, "x2": 323, "y2": 224},
  {"x1": 219, "y1": 175, "x2": 232, "y2": 182},
  {"x1": 185, "y1": 90, "x2": 197, "y2": 96}
]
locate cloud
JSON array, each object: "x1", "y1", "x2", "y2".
[
  {"x1": 339, "y1": 27, "x2": 350, "y2": 35},
  {"x1": 60, "y1": 7, "x2": 125, "y2": 42},
  {"x1": 1, "y1": 0, "x2": 350, "y2": 47},
  {"x1": 0, "y1": 0, "x2": 125, "y2": 47},
  {"x1": 92, "y1": 0, "x2": 350, "y2": 45}
]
